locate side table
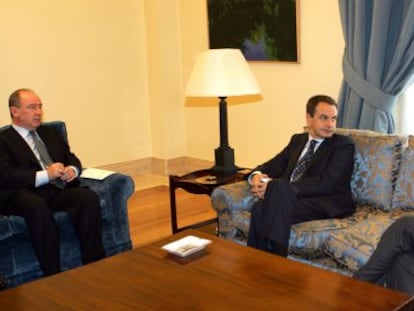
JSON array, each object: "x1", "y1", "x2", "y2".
[{"x1": 169, "y1": 168, "x2": 251, "y2": 233}]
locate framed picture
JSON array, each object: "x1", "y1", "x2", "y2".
[{"x1": 207, "y1": 0, "x2": 300, "y2": 62}]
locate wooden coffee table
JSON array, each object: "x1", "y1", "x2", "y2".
[{"x1": 0, "y1": 230, "x2": 413, "y2": 310}]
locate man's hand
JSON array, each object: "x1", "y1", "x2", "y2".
[
  {"x1": 61, "y1": 166, "x2": 76, "y2": 182},
  {"x1": 47, "y1": 163, "x2": 76, "y2": 182},
  {"x1": 46, "y1": 162, "x2": 65, "y2": 181},
  {"x1": 250, "y1": 174, "x2": 271, "y2": 199}
]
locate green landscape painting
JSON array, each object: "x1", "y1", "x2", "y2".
[{"x1": 208, "y1": 0, "x2": 299, "y2": 62}]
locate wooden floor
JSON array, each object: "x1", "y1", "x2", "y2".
[{"x1": 127, "y1": 185, "x2": 216, "y2": 248}]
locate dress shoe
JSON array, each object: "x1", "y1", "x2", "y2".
[
  {"x1": 267, "y1": 239, "x2": 288, "y2": 257},
  {"x1": 0, "y1": 277, "x2": 7, "y2": 290}
]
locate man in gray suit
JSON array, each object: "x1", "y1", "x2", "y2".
[
  {"x1": 354, "y1": 216, "x2": 414, "y2": 295},
  {"x1": 247, "y1": 95, "x2": 355, "y2": 256}
]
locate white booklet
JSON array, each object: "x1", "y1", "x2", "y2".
[
  {"x1": 161, "y1": 235, "x2": 212, "y2": 257},
  {"x1": 80, "y1": 168, "x2": 115, "y2": 180}
]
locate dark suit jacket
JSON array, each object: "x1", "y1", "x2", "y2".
[
  {"x1": 254, "y1": 133, "x2": 355, "y2": 218},
  {"x1": 0, "y1": 124, "x2": 82, "y2": 191}
]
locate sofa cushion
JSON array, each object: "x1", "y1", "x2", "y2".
[
  {"x1": 324, "y1": 209, "x2": 414, "y2": 272},
  {"x1": 288, "y1": 205, "x2": 374, "y2": 257},
  {"x1": 350, "y1": 134, "x2": 404, "y2": 211},
  {"x1": 392, "y1": 136, "x2": 414, "y2": 210},
  {"x1": 231, "y1": 204, "x2": 376, "y2": 257}
]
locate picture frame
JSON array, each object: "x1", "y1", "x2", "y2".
[{"x1": 207, "y1": 0, "x2": 300, "y2": 63}]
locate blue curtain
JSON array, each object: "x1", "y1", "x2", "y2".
[{"x1": 337, "y1": 0, "x2": 414, "y2": 133}]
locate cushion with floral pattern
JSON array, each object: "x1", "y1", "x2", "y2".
[
  {"x1": 325, "y1": 209, "x2": 414, "y2": 272},
  {"x1": 392, "y1": 136, "x2": 414, "y2": 209},
  {"x1": 350, "y1": 134, "x2": 404, "y2": 211}
]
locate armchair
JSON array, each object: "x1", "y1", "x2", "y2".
[{"x1": 0, "y1": 121, "x2": 134, "y2": 288}]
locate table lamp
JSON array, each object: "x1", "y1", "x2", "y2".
[{"x1": 185, "y1": 49, "x2": 261, "y2": 174}]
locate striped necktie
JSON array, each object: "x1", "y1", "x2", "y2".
[
  {"x1": 290, "y1": 140, "x2": 317, "y2": 182},
  {"x1": 29, "y1": 130, "x2": 65, "y2": 189}
]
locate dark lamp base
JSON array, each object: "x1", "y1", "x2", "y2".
[{"x1": 211, "y1": 145, "x2": 239, "y2": 174}]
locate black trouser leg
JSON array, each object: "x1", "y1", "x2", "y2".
[
  {"x1": 247, "y1": 178, "x2": 329, "y2": 257},
  {"x1": 51, "y1": 188, "x2": 105, "y2": 264},
  {"x1": 26, "y1": 204, "x2": 61, "y2": 275},
  {"x1": 248, "y1": 179, "x2": 297, "y2": 242},
  {"x1": 247, "y1": 179, "x2": 296, "y2": 256},
  {"x1": 387, "y1": 253, "x2": 414, "y2": 295},
  {"x1": 4, "y1": 190, "x2": 61, "y2": 276},
  {"x1": 354, "y1": 216, "x2": 414, "y2": 295}
]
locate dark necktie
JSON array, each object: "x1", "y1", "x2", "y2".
[
  {"x1": 30, "y1": 131, "x2": 65, "y2": 189},
  {"x1": 290, "y1": 140, "x2": 317, "y2": 182}
]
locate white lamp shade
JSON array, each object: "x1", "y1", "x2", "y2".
[{"x1": 185, "y1": 49, "x2": 261, "y2": 97}]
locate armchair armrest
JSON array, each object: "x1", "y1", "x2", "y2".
[
  {"x1": 80, "y1": 173, "x2": 135, "y2": 254},
  {"x1": 0, "y1": 216, "x2": 13, "y2": 241},
  {"x1": 211, "y1": 180, "x2": 256, "y2": 213},
  {"x1": 211, "y1": 181, "x2": 258, "y2": 240},
  {"x1": 80, "y1": 173, "x2": 134, "y2": 206}
]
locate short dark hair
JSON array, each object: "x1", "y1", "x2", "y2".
[
  {"x1": 306, "y1": 95, "x2": 337, "y2": 117},
  {"x1": 8, "y1": 88, "x2": 34, "y2": 108}
]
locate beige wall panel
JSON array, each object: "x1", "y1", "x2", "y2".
[
  {"x1": 0, "y1": 0, "x2": 151, "y2": 167},
  {"x1": 181, "y1": 0, "x2": 344, "y2": 168}
]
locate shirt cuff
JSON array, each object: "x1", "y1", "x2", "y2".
[
  {"x1": 35, "y1": 166, "x2": 79, "y2": 187},
  {"x1": 35, "y1": 170, "x2": 50, "y2": 187},
  {"x1": 248, "y1": 171, "x2": 262, "y2": 184},
  {"x1": 70, "y1": 166, "x2": 80, "y2": 178}
]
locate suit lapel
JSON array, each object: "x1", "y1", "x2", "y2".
[
  {"x1": 287, "y1": 134, "x2": 308, "y2": 174},
  {"x1": 309, "y1": 135, "x2": 334, "y2": 165},
  {"x1": 293, "y1": 134, "x2": 308, "y2": 161},
  {"x1": 8, "y1": 127, "x2": 41, "y2": 166}
]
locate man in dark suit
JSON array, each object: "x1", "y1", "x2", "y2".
[
  {"x1": 354, "y1": 216, "x2": 414, "y2": 295},
  {"x1": 247, "y1": 95, "x2": 355, "y2": 256},
  {"x1": 0, "y1": 88, "x2": 105, "y2": 276}
]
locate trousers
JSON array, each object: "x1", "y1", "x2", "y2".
[
  {"x1": 247, "y1": 178, "x2": 330, "y2": 256},
  {"x1": 2, "y1": 186, "x2": 105, "y2": 276}
]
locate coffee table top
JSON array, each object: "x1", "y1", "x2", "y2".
[{"x1": 0, "y1": 230, "x2": 412, "y2": 310}]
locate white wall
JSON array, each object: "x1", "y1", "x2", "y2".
[
  {"x1": 0, "y1": 0, "x2": 151, "y2": 167},
  {"x1": 181, "y1": 0, "x2": 345, "y2": 168},
  {"x1": 0, "y1": 0, "x2": 344, "y2": 169}
]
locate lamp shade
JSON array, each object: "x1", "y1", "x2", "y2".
[{"x1": 185, "y1": 49, "x2": 261, "y2": 97}]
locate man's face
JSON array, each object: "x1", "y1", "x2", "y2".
[
  {"x1": 306, "y1": 102, "x2": 337, "y2": 139},
  {"x1": 10, "y1": 91, "x2": 43, "y2": 130}
]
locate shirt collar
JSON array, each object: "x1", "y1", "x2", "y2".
[
  {"x1": 12, "y1": 124, "x2": 31, "y2": 138},
  {"x1": 308, "y1": 135, "x2": 324, "y2": 145}
]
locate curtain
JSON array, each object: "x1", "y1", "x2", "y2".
[
  {"x1": 337, "y1": 0, "x2": 414, "y2": 133},
  {"x1": 394, "y1": 81, "x2": 414, "y2": 134}
]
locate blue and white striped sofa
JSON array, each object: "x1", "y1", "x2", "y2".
[{"x1": 211, "y1": 129, "x2": 414, "y2": 275}]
